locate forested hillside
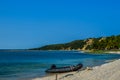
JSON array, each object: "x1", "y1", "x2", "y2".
[{"x1": 31, "y1": 35, "x2": 120, "y2": 51}]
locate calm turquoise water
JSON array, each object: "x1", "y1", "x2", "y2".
[{"x1": 0, "y1": 51, "x2": 120, "y2": 80}]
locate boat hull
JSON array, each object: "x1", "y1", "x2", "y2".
[{"x1": 46, "y1": 64, "x2": 83, "y2": 73}]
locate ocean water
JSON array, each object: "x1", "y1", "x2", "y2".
[{"x1": 0, "y1": 51, "x2": 120, "y2": 80}]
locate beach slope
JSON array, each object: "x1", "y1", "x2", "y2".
[{"x1": 33, "y1": 59, "x2": 120, "y2": 80}]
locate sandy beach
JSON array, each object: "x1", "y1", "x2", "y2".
[
  {"x1": 33, "y1": 59, "x2": 120, "y2": 80},
  {"x1": 106, "y1": 51, "x2": 120, "y2": 54}
]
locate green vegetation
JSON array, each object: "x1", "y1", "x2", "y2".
[{"x1": 31, "y1": 35, "x2": 120, "y2": 51}]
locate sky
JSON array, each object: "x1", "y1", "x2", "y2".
[{"x1": 0, "y1": 0, "x2": 120, "y2": 49}]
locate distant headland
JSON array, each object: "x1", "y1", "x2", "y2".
[{"x1": 31, "y1": 35, "x2": 120, "y2": 53}]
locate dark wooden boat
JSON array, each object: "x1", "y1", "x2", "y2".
[{"x1": 45, "y1": 63, "x2": 83, "y2": 73}]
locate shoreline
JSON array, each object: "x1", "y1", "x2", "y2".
[
  {"x1": 78, "y1": 50, "x2": 120, "y2": 54},
  {"x1": 1, "y1": 49, "x2": 120, "y2": 54},
  {"x1": 32, "y1": 59, "x2": 120, "y2": 80},
  {"x1": 105, "y1": 51, "x2": 120, "y2": 54}
]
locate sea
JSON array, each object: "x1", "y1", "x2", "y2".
[{"x1": 0, "y1": 50, "x2": 120, "y2": 80}]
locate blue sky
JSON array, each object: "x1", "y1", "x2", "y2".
[{"x1": 0, "y1": 0, "x2": 120, "y2": 49}]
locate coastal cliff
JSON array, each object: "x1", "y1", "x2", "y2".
[{"x1": 31, "y1": 35, "x2": 120, "y2": 51}]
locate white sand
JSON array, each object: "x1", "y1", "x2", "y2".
[
  {"x1": 106, "y1": 51, "x2": 120, "y2": 54},
  {"x1": 33, "y1": 59, "x2": 120, "y2": 80}
]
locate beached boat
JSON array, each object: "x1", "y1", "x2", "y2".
[{"x1": 45, "y1": 63, "x2": 83, "y2": 73}]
